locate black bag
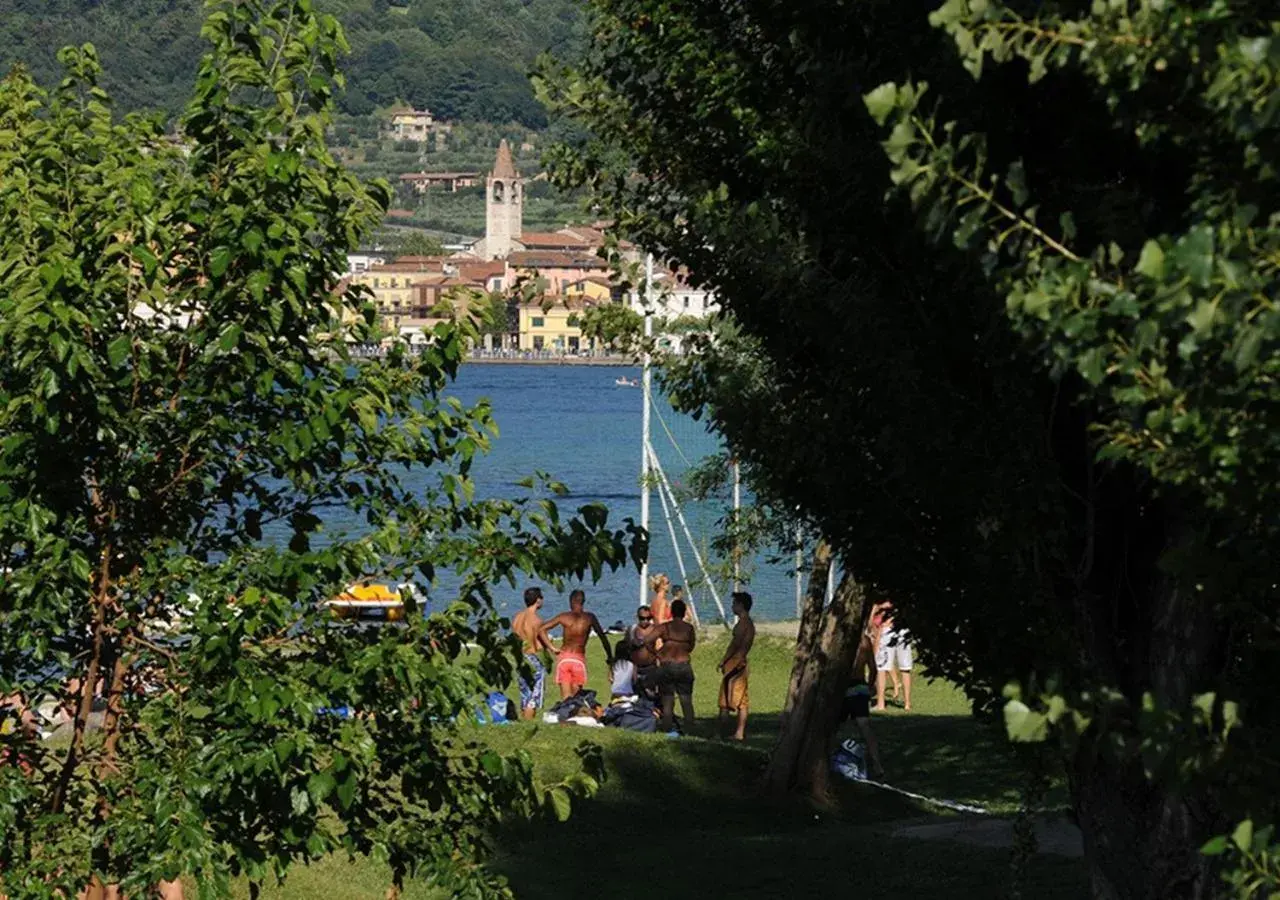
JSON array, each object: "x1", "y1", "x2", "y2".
[{"x1": 549, "y1": 688, "x2": 598, "y2": 721}]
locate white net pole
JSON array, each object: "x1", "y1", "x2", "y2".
[
  {"x1": 795, "y1": 525, "x2": 804, "y2": 619},
  {"x1": 648, "y1": 447, "x2": 731, "y2": 627},
  {"x1": 650, "y1": 446, "x2": 700, "y2": 628},
  {"x1": 732, "y1": 459, "x2": 742, "y2": 592},
  {"x1": 639, "y1": 254, "x2": 654, "y2": 608}
]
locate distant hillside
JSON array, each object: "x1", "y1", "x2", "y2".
[{"x1": 0, "y1": 0, "x2": 584, "y2": 127}]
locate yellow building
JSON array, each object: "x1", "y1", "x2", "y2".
[
  {"x1": 564, "y1": 275, "x2": 615, "y2": 304},
  {"x1": 518, "y1": 297, "x2": 602, "y2": 353},
  {"x1": 348, "y1": 262, "x2": 447, "y2": 321}
]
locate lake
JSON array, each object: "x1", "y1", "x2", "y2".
[{"x1": 366, "y1": 363, "x2": 798, "y2": 625}]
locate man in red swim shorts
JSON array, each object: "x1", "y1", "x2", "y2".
[{"x1": 539, "y1": 589, "x2": 612, "y2": 699}]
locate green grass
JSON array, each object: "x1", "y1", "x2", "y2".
[{"x1": 232, "y1": 631, "x2": 1085, "y2": 899}]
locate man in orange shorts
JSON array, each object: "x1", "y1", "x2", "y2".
[
  {"x1": 718, "y1": 592, "x2": 756, "y2": 741},
  {"x1": 540, "y1": 590, "x2": 612, "y2": 699}
]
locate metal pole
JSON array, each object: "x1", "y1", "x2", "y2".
[
  {"x1": 654, "y1": 462, "x2": 699, "y2": 628},
  {"x1": 794, "y1": 525, "x2": 803, "y2": 619},
  {"x1": 732, "y1": 458, "x2": 742, "y2": 593},
  {"x1": 639, "y1": 254, "x2": 654, "y2": 607},
  {"x1": 826, "y1": 553, "x2": 836, "y2": 605},
  {"x1": 649, "y1": 445, "x2": 731, "y2": 626}
]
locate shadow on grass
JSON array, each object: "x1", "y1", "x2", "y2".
[{"x1": 487, "y1": 722, "x2": 1087, "y2": 900}]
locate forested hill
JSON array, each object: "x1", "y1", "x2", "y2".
[{"x1": 0, "y1": 0, "x2": 584, "y2": 126}]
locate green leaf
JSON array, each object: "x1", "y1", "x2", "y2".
[
  {"x1": 1134, "y1": 241, "x2": 1165, "y2": 279},
  {"x1": 107, "y1": 334, "x2": 132, "y2": 368},
  {"x1": 548, "y1": 787, "x2": 573, "y2": 822},
  {"x1": 335, "y1": 774, "x2": 357, "y2": 810},
  {"x1": 863, "y1": 82, "x2": 900, "y2": 126},
  {"x1": 210, "y1": 246, "x2": 232, "y2": 278},
  {"x1": 1201, "y1": 835, "x2": 1229, "y2": 856},
  {"x1": 220, "y1": 324, "x2": 243, "y2": 351},
  {"x1": 1233, "y1": 819, "x2": 1254, "y2": 852},
  {"x1": 1003, "y1": 699, "x2": 1048, "y2": 743}
]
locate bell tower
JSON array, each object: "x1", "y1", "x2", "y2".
[{"x1": 484, "y1": 139, "x2": 523, "y2": 260}]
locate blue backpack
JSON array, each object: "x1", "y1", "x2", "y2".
[{"x1": 476, "y1": 691, "x2": 515, "y2": 725}]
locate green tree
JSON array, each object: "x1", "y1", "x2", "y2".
[
  {"x1": 0, "y1": 3, "x2": 640, "y2": 897},
  {"x1": 393, "y1": 229, "x2": 446, "y2": 257},
  {"x1": 575, "y1": 303, "x2": 643, "y2": 351},
  {"x1": 540, "y1": 0, "x2": 1280, "y2": 896}
]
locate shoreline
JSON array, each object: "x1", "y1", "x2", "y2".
[{"x1": 463, "y1": 355, "x2": 637, "y2": 367}]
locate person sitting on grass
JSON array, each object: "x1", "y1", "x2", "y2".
[
  {"x1": 610, "y1": 641, "x2": 637, "y2": 698},
  {"x1": 842, "y1": 678, "x2": 886, "y2": 780},
  {"x1": 643, "y1": 598, "x2": 696, "y2": 733}
]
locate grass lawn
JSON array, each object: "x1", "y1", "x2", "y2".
[{"x1": 239, "y1": 630, "x2": 1085, "y2": 899}]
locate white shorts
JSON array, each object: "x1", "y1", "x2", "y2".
[{"x1": 876, "y1": 630, "x2": 913, "y2": 672}]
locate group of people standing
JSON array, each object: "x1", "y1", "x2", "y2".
[{"x1": 510, "y1": 573, "x2": 756, "y2": 739}]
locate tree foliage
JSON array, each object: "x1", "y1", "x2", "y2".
[
  {"x1": 0, "y1": 2, "x2": 639, "y2": 896},
  {"x1": 540, "y1": 0, "x2": 1279, "y2": 895},
  {"x1": 0, "y1": 0, "x2": 586, "y2": 126}
]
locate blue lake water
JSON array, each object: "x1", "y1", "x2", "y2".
[{"x1": 382, "y1": 364, "x2": 796, "y2": 625}]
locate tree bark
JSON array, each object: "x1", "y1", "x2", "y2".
[
  {"x1": 764, "y1": 549, "x2": 868, "y2": 801},
  {"x1": 1066, "y1": 509, "x2": 1226, "y2": 899},
  {"x1": 777, "y1": 540, "x2": 832, "y2": 734}
]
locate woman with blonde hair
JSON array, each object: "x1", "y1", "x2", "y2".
[{"x1": 649, "y1": 573, "x2": 671, "y2": 624}]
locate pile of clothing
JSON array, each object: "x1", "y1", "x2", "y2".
[{"x1": 543, "y1": 689, "x2": 658, "y2": 733}]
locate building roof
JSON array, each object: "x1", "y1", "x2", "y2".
[
  {"x1": 518, "y1": 293, "x2": 604, "y2": 311},
  {"x1": 399, "y1": 171, "x2": 479, "y2": 182},
  {"x1": 368, "y1": 260, "x2": 446, "y2": 274},
  {"x1": 491, "y1": 139, "x2": 518, "y2": 180},
  {"x1": 507, "y1": 250, "x2": 607, "y2": 269},
  {"x1": 453, "y1": 260, "x2": 506, "y2": 281},
  {"x1": 567, "y1": 275, "x2": 615, "y2": 288},
  {"x1": 385, "y1": 209, "x2": 415, "y2": 219},
  {"x1": 518, "y1": 231, "x2": 596, "y2": 250}
]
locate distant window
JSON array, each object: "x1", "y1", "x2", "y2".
[
  {"x1": 372, "y1": 278, "x2": 380, "y2": 288},
  {"x1": 533, "y1": 336, "x2": 544, "y2": 350},
  {"x1": 493, "y1": 181, "x2": 505, "y2": 203},
  {"x1": 683, "y1": 296, "x2": 690, "y2": 309},
  {"x1": 532, "y1": 316, "x2": 545, "y2": 327},
  {"x1": 390, "y1": 278, "x2": 398, "y2": 288}
]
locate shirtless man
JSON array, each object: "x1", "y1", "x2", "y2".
[
  {"x1": 512, "y1": 586, "x2": 556, "y2": 719},
  {"x1": 643, "y1": 598, "x2": 696, "y2": 732},
  {"x1": 627, "y1": 605, "x2": 660, "y2": 699},
  {"x1": 539, "y1": 590, "x2": 612, "y2": 699},
  {"x1": 718, "y1": 592, "x2": 756, "y2": 741}
]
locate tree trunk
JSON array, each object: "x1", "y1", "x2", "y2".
[
  {"x1": 777, "y1": 540, "x2": 832, "y2": 734},
  {"x1": 1067, "y1": 511, "x2": 1226, "y2": 899},
  {"x1": 764, "y1": 551, "x2": 868, "y2": 801}
]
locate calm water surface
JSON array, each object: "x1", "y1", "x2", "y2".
[{"x1": 359, "y1": 364, "x2": 796, "y2": 624}]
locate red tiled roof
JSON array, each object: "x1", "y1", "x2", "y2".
[
  {"x1": 518, "y1": 231, "x2": 596, "y2": 249},
  {"x1": 507, "y1": 251, "x2": 607, "y2": 269},
  {"x1": 385, "y1": 209, "x2": 414, "y2": 219}
]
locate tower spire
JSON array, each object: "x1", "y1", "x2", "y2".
[{"x1": 492, "y1": 139, "x2": 517, "y2": 180}]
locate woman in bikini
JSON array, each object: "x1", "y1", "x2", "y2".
[{"x1": 649, "y1": 573, "x2": 671, "y2": 624}]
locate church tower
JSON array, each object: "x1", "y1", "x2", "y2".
[{"x1": 483, "y1": 139, "x2": 523, "y2": 260}]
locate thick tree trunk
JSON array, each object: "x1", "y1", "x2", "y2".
[
  {"x1": 777, "y1": 540, "x2": 832, "y2": 734},
  {"x1": 1066, "y1": 510, "x2": 1226, "y2": 899},
  {"x1": 764, "y1": 549, "x2": 867, "y2": 801}
]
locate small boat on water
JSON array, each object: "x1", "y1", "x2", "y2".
[
  {"x1": 615, "y1": 377, "x2": 639, "y2": 387},
  {"x1": 327, "y1": 582, "x2": 405, "y2": 622}
]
